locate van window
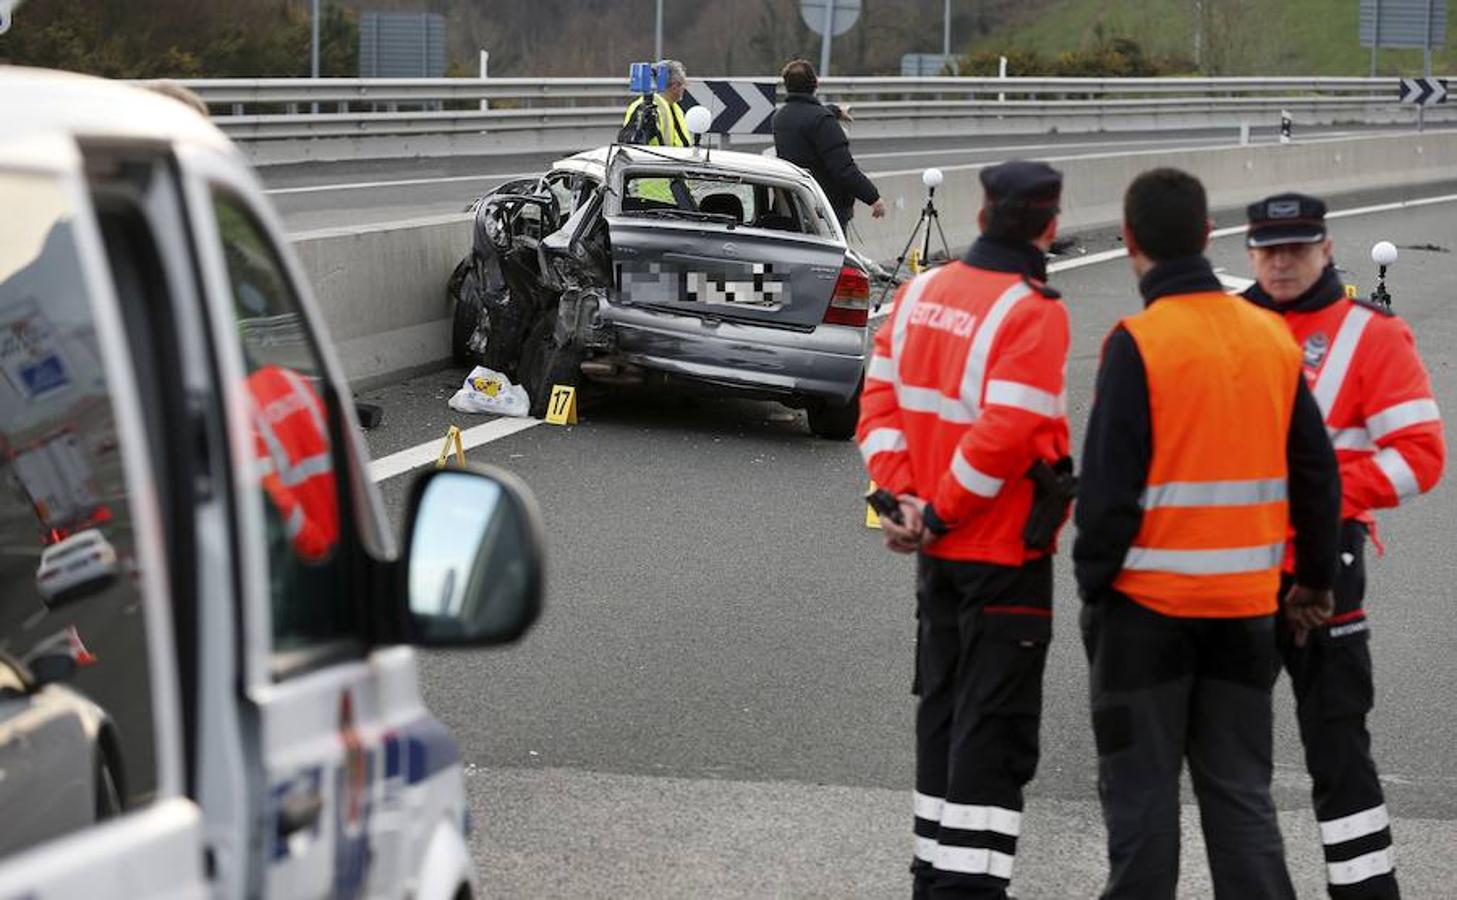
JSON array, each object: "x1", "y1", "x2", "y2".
[
  {"x1": 209, "y1": 192, "x2": 353, "y2": 659},
  {"x1": 0, "y1": 169, "x2": 160, "y2": 857}
]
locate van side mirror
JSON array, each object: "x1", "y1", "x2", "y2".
[{"x1": 401, "y1": 466, "x2": 544, "y2": 646}]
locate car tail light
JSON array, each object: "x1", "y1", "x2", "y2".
[{"x1": 823, "y1": 265, "x2": 870, "y2": 327}]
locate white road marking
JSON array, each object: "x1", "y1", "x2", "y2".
[
  {"x1": 851, "y1": 132, "x2": 1362, "y2": 163},
  {"x1": 868, "y1": 191, "x2": 1457, "y2": 318},
  {"x1": 265, "y1": 131, "x2": 1385, "y2": 196},
  {"x1": 868, "y1": 129, "x2": 1457, "y2": 180},
  {"x1": 369, "y1": 416, "x2": 542, "y2": 483},
  {"x1": 22, "y1": 607, "x2": 49, "y2": 631},
  {"x1": 1218, "y1": 272, "x2": 1256, "y2": 292}
]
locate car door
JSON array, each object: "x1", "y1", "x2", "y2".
[
  {"x1": 181, "y1": 151, "x2": 458, "y2": 898},
  {"x1": 0, "y1": 134, "x2": 207, "y2": 897}
]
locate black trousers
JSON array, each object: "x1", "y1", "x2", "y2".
[
  {"x1": 1082, "y1": 591, "x2": 1295, "y2": 900},
  {"x1": 912, "y1": 554, "x2": 1052, "y2": 900},
  {"x1": 1278, "y1": 521, "x2": 1399, "y2": 899}
]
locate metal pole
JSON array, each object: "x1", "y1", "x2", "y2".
[
  {"x1": 311, "y1": 0, "x2": 320, "y2": 77},
  {"x1": 1194, "y1": 0, "x2": 1203, "y2": 71},
  {"x1": 655, "y1": 0, "x2": 663, "y2": 61},
  {"x1": 310, "y1": 0, "x2": 320, "y2": 114},
  {"x1": 1370, "y1": 0, "x2": 1380, "y2": 77},
  {"x1": 943, "y1": 0, "x2": 951, "y2": 57},
  {"x1": 819, "y1": 0, "x2": 835, "y2": 76},
  {"x1": 1420, "y1": 0, "x2": 1432, "y2": 132}
]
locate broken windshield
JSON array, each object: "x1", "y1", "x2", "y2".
[{"x1": 617, "y1": 171, "x2": 833, "y2": 238}]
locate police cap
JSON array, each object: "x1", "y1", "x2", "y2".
[
  {"x1": 980, "y1": 160, "x2": 1062, "y2": 211},
  {"x1": 1246, "y1": 192, "x2": 1327, "y2": 248}
]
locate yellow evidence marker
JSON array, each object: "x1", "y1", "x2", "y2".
[
  {"x1": 866, "y1": 482, "x2": 882, "y2": 530},
  {"x1": 436, "y1": 425, "x2": 466, "y2": 469},
  {"x1": 544, "y1": 384, "x2": 579, "y2": 425}
]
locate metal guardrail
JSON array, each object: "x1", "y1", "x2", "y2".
[
  {"x1": 162, "y1": 76, "x2": 1450, "y2": 161},
  {"x1": 177, "y1": 75, "x2": 1404, "y2": 107}
]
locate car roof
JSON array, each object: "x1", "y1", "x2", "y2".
[
  {"x1": 0, "y1": 66, "x2": 232, "y2": 153},
  {"x1": 557, "y1": 145, "x2": 812, "y2": 182}
]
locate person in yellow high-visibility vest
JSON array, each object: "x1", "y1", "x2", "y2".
[{"x1": 622, "y1": 60, "x2": 691, "y2": 204}]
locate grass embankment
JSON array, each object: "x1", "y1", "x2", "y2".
[{"x1": 969, "y1": 0, "x2": 1453, "y2": 76}]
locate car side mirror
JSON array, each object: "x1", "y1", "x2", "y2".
[
  {"x1": 27, "y1": 650, "x2": 77, "y2": 688},
  {"x1": 401, "y1": 466, "x2": 545, "y2": 646}
]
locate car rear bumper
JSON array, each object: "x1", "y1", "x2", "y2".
[{"x1": 597, "y1": 302, "x2": 867, "y2": 405}]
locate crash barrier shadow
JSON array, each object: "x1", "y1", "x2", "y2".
[{"x1": 290, "y1": 131, "x2": 1457, "y2": 388}]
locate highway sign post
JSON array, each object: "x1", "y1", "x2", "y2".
[
  {"x1": 800, "y1": 0, "x2": 862, "y2": 77},
  {"x1": 1361, "y1": 0, "x2": 1447, "y2": 130}
]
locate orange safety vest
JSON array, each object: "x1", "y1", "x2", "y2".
[
  {"x1": 247, "y1": 365, "x2": 338, "y2": 561},
  {"x1": 1112, "y1": 291, "x2": 1302, "y2": 618}
]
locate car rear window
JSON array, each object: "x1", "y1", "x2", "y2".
[
  {"x1": 51, "y1": 536, "x2": 98, "y2": 560},
  {"x1": 619, "y1": 171, "x2": 833, "y2": 238}
]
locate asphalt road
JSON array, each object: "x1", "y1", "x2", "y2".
[
  {"x1": 265, "y1": 124, "x2": 1430, "y2": 234},
  {"x1": 357, "y1": 195, "x2": 1457, "y2": 897}
]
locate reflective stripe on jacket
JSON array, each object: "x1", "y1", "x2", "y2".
[
  {"x1": 247, "y1": 365, "x2": 338, "y2": 561},
  {"x1": 856, "y1": 240, "x2": 1070, "y2": 565},
  {"x1": 1111, "y1": 291, "x2": 1302, "y2": 617},
  {"x1": 1274, "y1": 295, "x2": 1444, "y2": 520}
]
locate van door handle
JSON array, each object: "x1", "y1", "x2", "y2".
[{"x1": 277, "y1": 789, "x2": 323, "y2": 838}]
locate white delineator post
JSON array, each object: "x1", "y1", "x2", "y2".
[
  {"x1": 480, "y1": 51, "x2": 490, "y2": 111},
  {"x1": 998, "y1": 55, "x2": 1008, "y2": 103}
]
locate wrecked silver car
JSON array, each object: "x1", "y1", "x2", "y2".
[{"x1": 447, "y1": 145, "x2": 871, "y2": 439}]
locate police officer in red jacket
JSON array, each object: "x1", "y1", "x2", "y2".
[
  {"x1": 858, "y1": 160, "x2": 1072, "y2": 899},
  {"x1": 1242, "y1": 194, "x2": 1446, "y2": 900}
]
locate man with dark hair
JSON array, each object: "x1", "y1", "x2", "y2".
[
  {"x1": 1241, "y1": 193, "x2": 1444, "y2": 900},
  {"x1": 1074, "y1": 167, "x2": 1342, "y2": 897},
  {"x1": 771, "y1": 58, "x2": 884, "y2": 228},
  {"x1": 859, "y1": 159, "x2": 1072, "y2": 899}
]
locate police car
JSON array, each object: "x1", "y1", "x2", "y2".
[{"x1": 0, "y1": 66, "x2": 544, "y2": 897}]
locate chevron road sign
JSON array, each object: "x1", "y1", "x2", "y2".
[
  {"x1": 1399, "y1": 77, "x2": 1449, "y2": 105},
  {"x1": 682, "y1": 80, "x2": 777, "y2": 135}
]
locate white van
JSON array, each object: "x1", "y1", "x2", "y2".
[{"x1": 0, "y1": 67, "x2": 544, "y2": 898}]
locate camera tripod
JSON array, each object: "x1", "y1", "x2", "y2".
[{"x1": 877, "y1": 185, "x2": 952, "y2": 309}]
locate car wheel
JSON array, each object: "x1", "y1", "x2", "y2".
[
  {"x1": 807, "y1": 385, "x2": 861, "y2": 441},
  {"x1": 95, "y1": 753, "x2": 123, "y2": 819},
  {"x1": 449, "y1": 258, "x2": 481, "y2": 367},
  {"x1": 518, "y1": 311, "x2": 584, "y2": 419}
]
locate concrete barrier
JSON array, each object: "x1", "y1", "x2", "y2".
[
  {"x1": 291, "y1": 212, "x2": 471, "y2": 388},
  {"x1": 292, "y1": 131, "x2": 1457, "y2": 386},
  {"x1": 850, "y1": 130, "x2": 1457, "y2": 263}
]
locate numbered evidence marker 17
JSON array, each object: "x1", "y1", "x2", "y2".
[
  {"x1": 866, "y1": 482, "x2": 882, "y2": 529},
  {"x1": 545, "y1": 384, "x2": 579, "y2": 425},
  {"x1": 436, "y1": 425, "x2": 466, "y2": 469}
]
